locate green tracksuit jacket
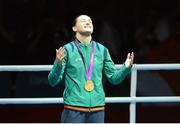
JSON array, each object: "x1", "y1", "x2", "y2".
[{"x1": 48, "y1": 41, "x2": 131, "y2": 107}]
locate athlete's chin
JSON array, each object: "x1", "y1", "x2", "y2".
[{"x1": 80, "y1": 31, "x2": 93, "y2": 36}]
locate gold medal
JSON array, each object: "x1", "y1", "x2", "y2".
[{"x1": 84, "y1": 80, "x2": 94, "y2": 92}]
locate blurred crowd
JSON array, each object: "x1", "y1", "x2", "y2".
[{"x1": 0, "y1": 0, "x2": 179, "y2": 65}]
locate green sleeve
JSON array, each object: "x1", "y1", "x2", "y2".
[
  {"x1": 103, "y1": 49, "x2": 131, "y2": 85},
  {"x1": 48, "y1": 55, "x2": 67, "y2": 87}
]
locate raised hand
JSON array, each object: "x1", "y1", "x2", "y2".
[
  {"x1": 56, "y1": 47, "x2": 66, "y2": 64},
  {"x1": 125, "y1": 52, "x2": 134, "y2": 68}
]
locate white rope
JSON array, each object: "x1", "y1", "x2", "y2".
[
  {"x1": 0, "y1": 97, "x2": 180, "y2": 105},
  {"x1": 116, "y1": 63, "x2": 180, "y2": 70},
  {"x1": 0, "y1": 64, "x2": 180, "y2": 71},
  {"x1": 0, "y1": 65, "x2": 52, "y2": 71}
]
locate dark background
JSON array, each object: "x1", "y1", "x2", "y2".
[{"x1": 0, "y1": 0, "x2": 180, "y2": 123}]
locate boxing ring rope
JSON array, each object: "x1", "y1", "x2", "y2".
[
  {"x1": 1, "y1": 97, "x2": 180, "y2": 104},
  {"x1": 0, "y1": 63, "x2": 180, "y2": 123}
]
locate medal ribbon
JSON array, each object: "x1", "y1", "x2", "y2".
[{"x1": 74, "y1": 39, "x2": 94, "y2": 80}]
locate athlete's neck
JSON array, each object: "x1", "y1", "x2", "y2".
[{"x1": 76, "y1": 34, "x2": 92, "y2": 45}]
